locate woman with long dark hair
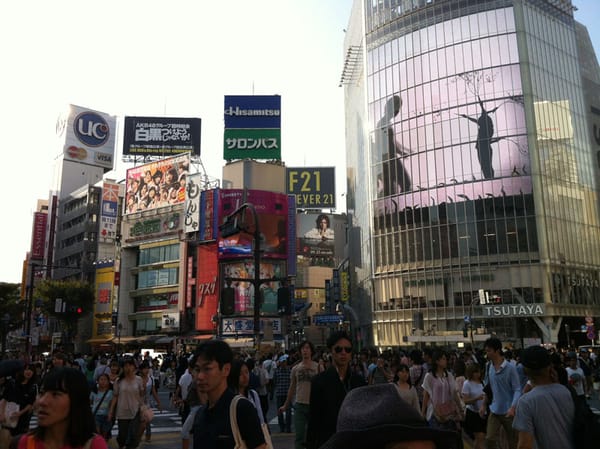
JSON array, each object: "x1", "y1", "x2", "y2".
[
  {"x1": 394, "y1": 364, "x2": 420, "y2": 411},
  {"x1": 227, "y1": 359, "x2": 265, "y2": 424},
  {"x1": 17, "y1": 367, "x2": 107, "y2": 449},
  {"x1": 421, "y1": 350, "x2": 464, "y2": 433}
]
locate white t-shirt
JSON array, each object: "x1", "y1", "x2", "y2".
[
  {"x1": 462, "y1": 379, "x2": 484, "y2": 412},
  {"x1": 566, "y1": 366, "x2": 585, "y2": 396},
  {"x1": 179, "y1": 370, "x2": 193, "y2": 400}
]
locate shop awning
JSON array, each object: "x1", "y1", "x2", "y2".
[
  {"x1": 154, "y1": 336, "x2": 175, "y2": 344},
  {"x1": 115, "y1": 336, "x2": 139, "y2": 344},
  {"x1": 86, "y1": 337, "x2": 113, "y2": 345},
  {"x1": 220, "y1": 337, "x2": 255, "y2": 348}
]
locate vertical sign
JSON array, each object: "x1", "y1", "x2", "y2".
[{"x1": 185, "y1": 173, "x2": 203, "y2": 233}]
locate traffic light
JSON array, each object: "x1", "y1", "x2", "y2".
[
  {"x1": 76, "y1": 307, "x2": 83, "y2": 314},
  {"x1": 463, "y1": 325, "x2": 469, "y2": 338},
  {"x1": 221, "y1": 280, "x2": 235, "y2": 316},
  {"x1": 277, "y1": 286, "x2": 291, "y2": 315}
]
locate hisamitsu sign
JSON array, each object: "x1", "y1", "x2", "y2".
[{"x1": 483, "y1": 303, "x2": 545, "y2": 317}]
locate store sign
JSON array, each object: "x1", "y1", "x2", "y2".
[
  {"x1": 220, "y1": 318, "x2": 282, "y2": 336},
  {"x1": 286, "y1": 167, "x2": 336, "y2": 208},
  {"x1": 482, "y1": 303, "x2": 545, "y2": 317}
]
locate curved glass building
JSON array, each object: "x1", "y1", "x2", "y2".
[{"x1": 343, "y1": 0, "x2": 600, "y2": 347}]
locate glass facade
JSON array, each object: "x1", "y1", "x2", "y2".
[{"x1": 347, "y1": 0, "x2": 600, "y2": 347}]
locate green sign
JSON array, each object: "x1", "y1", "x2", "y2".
[{"x1": 223, "y1": 128, "x2": 281, "y2": 160}]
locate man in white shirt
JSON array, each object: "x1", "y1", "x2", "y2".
[
  {"x1": 175, "y1": 361, "x2": 193, "y2": 423},
  {"x1": 565, "y1": 352, "x2": 585, "y2": 398}
]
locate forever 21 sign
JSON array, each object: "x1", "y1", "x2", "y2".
[{"x1": 286, "y1": 167, "x2": 336, "y2": 209}]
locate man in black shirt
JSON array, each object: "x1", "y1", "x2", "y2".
[
  {"x1": 191, "y1": 340, "x2": 266, "y2": 449},
  {"x1": 306, "y1": 331, "x2": 366, "y2": 449}
]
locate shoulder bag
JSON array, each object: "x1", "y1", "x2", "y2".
[{"x1": 230, "y1": 395, "x2": 273, "y2": 449}]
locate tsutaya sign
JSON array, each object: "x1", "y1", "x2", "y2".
[{"x1": 483, "y1": 303, "x2": 545, "y2": 317}]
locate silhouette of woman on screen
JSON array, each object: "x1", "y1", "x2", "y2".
[
  {"x1": 460, "y1": 97, "x2": 502, "y2": 179},
  {"x1": 376, "y1": 95, "x2": 412, "y2": 196}
]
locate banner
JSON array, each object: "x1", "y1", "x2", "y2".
[{"x1": 122, "y1": 116, "x2": 201, "y2": 156}]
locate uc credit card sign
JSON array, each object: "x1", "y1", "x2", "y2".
[{"x1": 286, "y1": 167, "x2": 336, "y2": 209}]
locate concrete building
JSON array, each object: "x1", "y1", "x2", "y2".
[{"x1": 343, "y1": 0, "x2": 600, "y2": 348}]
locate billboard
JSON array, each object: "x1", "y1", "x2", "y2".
[
  {"x1": 122, "y1": 116, "x2": 201, "y2": 156},
  {"x1": 30, "y1": 212, "x2": 47, "y2": 260},
  {"x1": 221, "y1": 259, "x2": 286, "y2": 314},
  {"x1": 370, "y1": 10, "x2": 531, "y2": 215},
  {"x1": 296, "y1": 213, "x2": 339, "y2": 267},
  {"x1": 125, "y1": 153, "x2": 190, "y2": 214},
  {"x1": 199, "y1": 188, "x2": 218, "y2": 242},
  {"x1": 100, "y1": 181, "x2": 120, "y2": 241},
  {"x1": 58, "y1": 104, "x2": 117, "y2": 170},
  {"x1": 93, "y1": 263, "x2": 115, "y2": 339},
  {"x1": 286, "y1": 167, "x2": 336, "y2": 209},
  {"x1": 196, "y1": 243, "x2": 219, "y2": 331},
  {"x1": 223, "y1": 95, "x2": 281, "y2": 160},
  {"x1": 218, "y1": 189, "x2": 288, "y2": 259}
]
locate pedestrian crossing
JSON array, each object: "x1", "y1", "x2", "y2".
[{"x1": 29, "y1": 407, "x2": 183, "y2": 433}]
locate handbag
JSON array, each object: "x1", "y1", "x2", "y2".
[
  {"x1": 2, "y1": 402, "x2": 20, "y2": 429},
  {"x1": 140, "y1": 404, "x2": 154, "y2": 423},
  {"x1": 434, "y1": 400, "x2": 458, "y2": 422},
  {"x1": 230, "y1": 395, "x2": 273, "y2": 449}
]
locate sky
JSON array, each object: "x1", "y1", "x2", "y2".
[{"x1": 0, "y1": 1, "x2": 598, "y2": 284}]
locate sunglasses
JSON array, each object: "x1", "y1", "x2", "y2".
[{"x1": 334, "y1": 346, "x2": 352, "y2": 354}]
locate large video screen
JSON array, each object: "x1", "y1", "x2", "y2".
[{"x1": 370, "y1": 9, "x2": 531, "y2": 214}]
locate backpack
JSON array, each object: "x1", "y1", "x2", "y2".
[{"x1": 569, "y1": 386, "x2": 600, "y2": 448}]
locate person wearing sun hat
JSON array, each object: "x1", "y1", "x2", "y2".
[
  {"x1": 317, "y1": 383, "x2": 459, "y2": 449},
  {"x1": 512, "y1": 345, "x2": 575, "y2": 449}
]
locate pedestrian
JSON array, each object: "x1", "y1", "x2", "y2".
[
  {"x1": 17, "y1": 367, "x2": 108, "y2": 449},
  {"x1": 0, "y1": 362, "x2": 38, "y2": 437},
  {"x1": 273, "y1": 355, "x2": 292, "y2": 433},
  {"x1": 228, "y1": 359, "x2": 265, "y2": 424},
  {"x1": 139, "y1": 361, "x2": 161, "y2": 442},
  {"x1": 279, "y1": 340, "x2": 319, "y2": 449},
  {"x1": 107, "y1": 357, "x2": 145, "y2": 449},
  {"x1": 90, "y1": 373, "x2": 114, "y2": 441},
  {"x1": 480, "y1": 337, "x2": 521, "y2": 449},
  {"x1": 394, "y1": 364, "x2": 420, "y2": 412},
  {"x1": 461, "y1": 363, "x2": 487, "y2": 449},
  {"x1": 512, "y1": 345, "x2": 575, "y2": 449},
  {"x1": 306, "y1": 331, "x2": 366, "y2": 449},
  {"x1": 251, "y1": 358, "x2": 269, "y2": 419},
  {"x1": 189, "y1": 340, "x2": 266, "y2": 449},
  {"x1": 565, "y1": 352, "x2": 586, "y2": 399},
  {"x1": 421, "y1": 349, "x2": 464, "y2": 435},
  {"x1": 318, "y1": 383, "x2": 459, "y2": 449}
]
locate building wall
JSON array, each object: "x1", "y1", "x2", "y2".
[{"x1": 346, "y1": 0, "x2": 600, "y2": 347}]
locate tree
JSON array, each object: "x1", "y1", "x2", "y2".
[
  {"x1": 0, "y1": 283, "x2": 26, "y2": 348},
  {"x1": 34, "y1": 280, "x2": 94, "y2": 337}
]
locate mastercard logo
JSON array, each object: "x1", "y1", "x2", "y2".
[{"x1": 66, "y1": 145, "x2": 88, "y2": 160}]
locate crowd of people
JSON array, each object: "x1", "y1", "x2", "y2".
[{"x1": 0, "y1": 340, "x2": 597, "y2": 449}]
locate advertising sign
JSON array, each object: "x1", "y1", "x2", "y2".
[
  {"x1": 370, "y1": 10, "x2": 531, "y2": 215},
  {"x1": 196, "y1": 243, "x2": 219, "y2": 331},
  {"x1": 223, "y1": 128, "x2": 281, "y2": 160},
  {"x1": 218, "y1": 189, "x2": 288, "y2": 259},
  {"x1": 93, "y1": 265, "x2": 114, "y2": 339},
  {"x1": 286, "y1": 167, "x2": 336, "y2": 209},
  {"x1": 223, "y1": 95, "x2": 281, "y2": 161},
  {"x1": 122, "y1": 116, "x2": 201, "y2": 156},
  {"x1": 100, "y1": 181, "x2": 119, "y2": 241},
  {"x1": 224, "y1": 95, "x2": 281, "y2": 129},
  {"x1": 221, "y1": 317, "x2": 282, "y2": 336},
  {"x1": 31, "y1": 212, "x2": 47, "y2": 260},
  {"x1": 59, "y1": 104, "x2": 117, "y2": 170},
  {"x1": 296, "y1": 213, "x2": 339, "y2": 267},
  {"x1": 221, "y1": 259, "x2": 286, "y2": 314},
  {"x1": 184, "y1": 173, "x2": 203, "y2": 233},
  {"x1": 199, "y1": 189, "x2": 218, "y2": 242},
  {"x1": 125, "y1": 153, "x2": 190, "y2": 214}
]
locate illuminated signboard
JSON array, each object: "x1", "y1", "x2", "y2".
[{"x1": 286, "y1": 167, "x2": 336, "y2": 209}]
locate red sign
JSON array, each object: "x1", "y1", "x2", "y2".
[
  {"x1": 196, "y1": 243, "x2": 219, "y2": 331},
  {"x1": 31, "y1": 212, "x2": 47, "y2": 260}
]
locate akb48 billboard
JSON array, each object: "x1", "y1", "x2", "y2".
[{"x1": 57, "y1": 104, "x2": 117, "y2": 170}]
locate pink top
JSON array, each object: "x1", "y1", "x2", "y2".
[{"x1": 18, "y1": 434, "x2": 108, "y2": 449}]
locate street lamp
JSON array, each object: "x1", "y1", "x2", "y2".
[{"x1": 219, "y1": 202, "x2": 262, "y2": 350}]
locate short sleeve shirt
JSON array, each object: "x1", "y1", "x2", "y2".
[{"x1": 193, "y1": 389, "x2": 265, "y2": 449}]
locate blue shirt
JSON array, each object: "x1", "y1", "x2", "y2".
[{"x1": 486, "y1": 359, "x2": 521, "y2": 414}]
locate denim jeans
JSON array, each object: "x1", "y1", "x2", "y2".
[
  {"x1": 276, "y1": 395, "x2": 292, "y2": 432},
  {"x1": 294, "y1": 403, "x2": 310, "y2": 449}
]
